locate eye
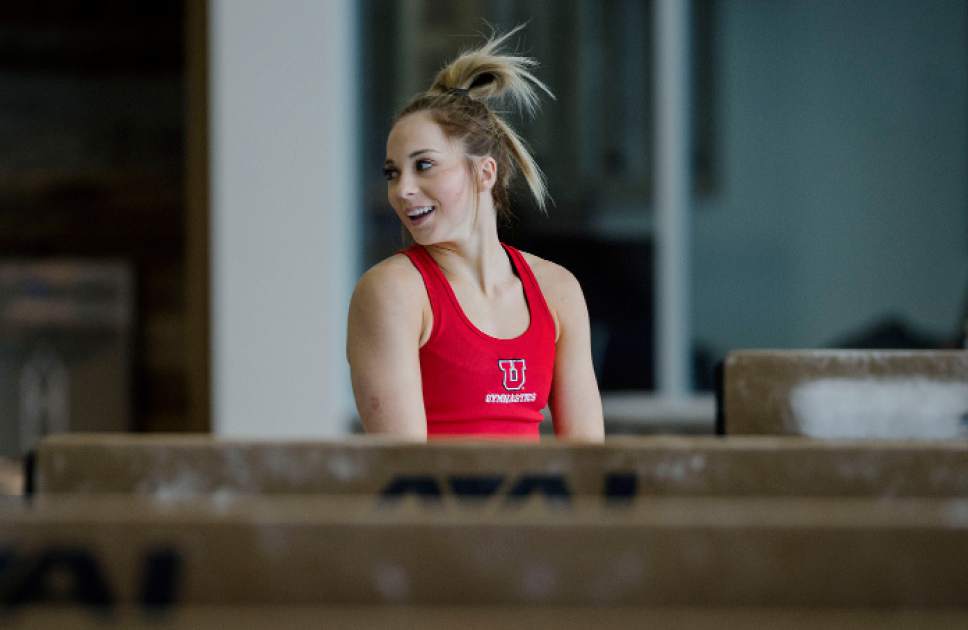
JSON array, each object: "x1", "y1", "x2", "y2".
[
  {"x1": 415, "y1": 159, "x2": 434, "y2": 172},
  {"x1": 382, "y1": 167, "x2": 398, "y2": 181}
]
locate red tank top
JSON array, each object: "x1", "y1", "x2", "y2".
[{"x1": 401, "y1": 243, "x2": 556, "y2": 440}]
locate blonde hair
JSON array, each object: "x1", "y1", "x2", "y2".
[{"x1": 394, "y1": 24, "x2": 554, "y2": 218}]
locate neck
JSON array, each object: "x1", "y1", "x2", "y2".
[{"x1": 424, "y1": 201, "x2": 512, "y2": 294}]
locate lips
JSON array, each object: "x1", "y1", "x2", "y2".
[{"x1": 405, "y1": 205, "x2": 435, "y2": 225}]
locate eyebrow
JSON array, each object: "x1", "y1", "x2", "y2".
[{"x1": 384, "y1": 148, "x2": 439, "y2": 166}]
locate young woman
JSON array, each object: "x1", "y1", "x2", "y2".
[{"x1": 347, "y1": 26, "x2": 604, "y2": 441}]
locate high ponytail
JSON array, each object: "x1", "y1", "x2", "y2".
[{"x1": 394, "y1": 24, "x2": 554, "y2": 215}]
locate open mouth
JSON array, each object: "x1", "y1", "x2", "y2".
[{"x1": 406, "y1": 205, "x2": 435, "y2": 225}]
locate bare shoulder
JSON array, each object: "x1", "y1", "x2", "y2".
[
  {"x1": 518, "y1": 251, "x2": 588, "y2": 342},
  {"x1": 355, "y1": 253, "x2": 421, "y2": 295},
  {"x1": 351, "y1": 253, "x2": 427, "y2": 317},
  {"x1": 519, "y1": 250, "x2": 584, "y2": 304}
]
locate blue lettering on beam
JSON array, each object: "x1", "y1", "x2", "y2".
[
  {"x1": 1, "y1": 546, "x2": 114, "y2": 609},
  {"x1": 140, "y1": 548, "x2": 181, "y2": 608},
  {"x1": 378, "y1": 472, "x2": 642, "y2": 502},
  {"x1": 448, "y1": 475, "x2": 504, "y2": 498},
  {"x1": 379, "y1": 474, "x2": 576, "y2": 502},
  {"x1": 603, "y1": 472, "x2": 638, "y2": 502},
  {"x1": 0, "y1": 546, "x2": 180, "y2": 613},
  {"x1": 506, "y1": 475, "x2": 571, "y2": 501},
  {"x1": 379, "y1": 475, "x2": 443, "y2": 500}
]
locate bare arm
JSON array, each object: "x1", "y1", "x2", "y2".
[
  {"x1": 346, "y1": 260, "x2": 427, "y2": 439},
  {"x1": 547, "y1": 267, "x2": 605, "y2": 441}
]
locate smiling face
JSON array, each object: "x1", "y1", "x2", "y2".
[{"x1": 384, "y1": 111, "x2": 490, "y2": 246}]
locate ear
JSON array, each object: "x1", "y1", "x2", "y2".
[{"x1": 477, "y1": 156, "x2": 498, "y2": 191}]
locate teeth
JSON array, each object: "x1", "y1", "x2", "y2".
[{"x1": 407, "y1": 206, "x2": 435, "y2": 218}]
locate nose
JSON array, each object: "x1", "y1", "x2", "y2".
[{"x1": 394, "y1": 169, "x2": 418, "y2": 200}]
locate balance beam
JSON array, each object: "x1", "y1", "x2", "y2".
[
  {"x1": 2, "y1": 495, "x2": 968, "y2": 608},
  {"x1": 33, "y1": 433, "x2": 968, "y2": 499},
  {"x1": 6, "y1": 605, "x2": 968, "y2": 630},
  {"x1": 720, "y1": 350, "x2": 968, "y2": 437}
]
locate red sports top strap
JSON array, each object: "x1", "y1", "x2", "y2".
[
  {"x1": 399, "y1": 245, "x2": 445, "y2": 346},
  {"x1": 501, "y1": 243, "x2": 555, "y2": 335}
]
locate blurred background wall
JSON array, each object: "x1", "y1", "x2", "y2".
[
  {"x1": 0, "y1": 2, "x2": 195, "y2": 456},
  {"x1": 210, "y1": 0, "x2": 357, "y2": 437},
  {"x1": 693, "y1": 0, "x2": 967, "y2": 355},
  {"x1": 0, "y1": 0, "x2": 965, "y2": 449}
]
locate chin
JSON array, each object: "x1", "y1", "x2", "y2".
[
  {"x1": 409, "y1": 223, "x2": 450, "y2": 246},
  {"x1": 407, "y1": 231, "x2": 435, "y2": 247}
]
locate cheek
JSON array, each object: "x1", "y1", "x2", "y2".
[{"x1": 435, "y1": 170, "x2": 472, "y2": 206}]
